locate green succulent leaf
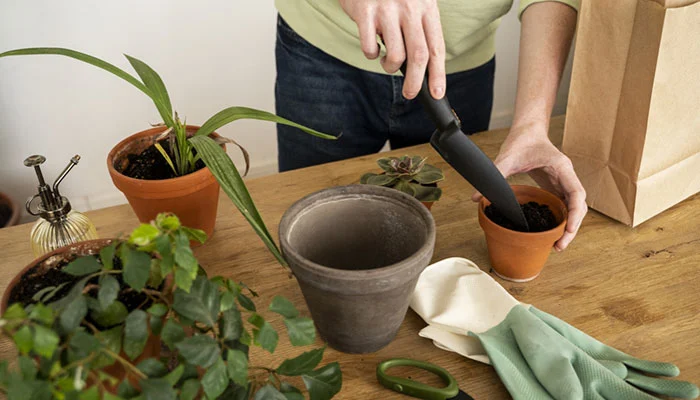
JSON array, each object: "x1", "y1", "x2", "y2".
[
  {"x1": 359, "y1": 172, "x2": 377, "y2": 184},
  {"x1": 12, "y1": 325, "x2": 33, "y2": 354},
  {"x1": 410, "y1": 183, "x2": 443, "y2": 202},
  {"x1": 269, "y1": 296, "x2": 299, "y2": 319},
  {"x1": 248, "y1": 314, "x2": 278, "y2": 353},
  {"x1": 179, "y1": 379, "x2": 201, "y2": 400},
  {"x1": 59, "y1": 294, "x2": 87, "y2": 333},
  {"x1": 160, "y1": 319, "x2": 185, "y2": 349},
  {"x1": 254, "y1": 385, "x2": 286, "y2": 400},
  {"x1": 276, "y1": 347, "x2": 325, "y2": 376},
  {"x1": 99, "y1": 243, "x2": 116, "y2": 270},
  {"x1": 63, "y1": 256, "x2": 102, "y2": 276},
  {"x1": 284, "y1": 317, "x2": 316, "y2": 346},
  {"x1": 366, "y1": 174, "x2": 397, "y2": 187},
  {"x1": 226, "y1": 349, "x2": 248, "y2": 386},
  {"x1": 123, "y1": 310, "x2": 148, "y2": 359},
  {"x1": 122, "y1": 246, "x2": 151, "y2": 291},
  {"x1": 90, "y1": 300, "x2": 129, "y2": 328},
  {"x1": 175, "y1": 335, "x2": 220, "y2": 368},
  {"x1": 32, "y1": 325, "x2": 59, "y2": 358},
  {"x1": 201, "y1": 357, "x2": 228, "y2": 400},
  {"x1": 98, "y1": 274, "x2": 120, "y2": 310},
  {"x1": 139, "y1": 377, "x2": 177, "y2": 400},
  {"x1": 302, "y1": 363, "x2": 343, "y2": 400},
  {"x1": 413, "y1": 168, "x2": 444, "y2": 185},
  {"x1": 393, "y1": 179, "x2": 416, "y2": 197},
  {"x1": 377, "y1": 158, "x2": 393, "y2": 172}
]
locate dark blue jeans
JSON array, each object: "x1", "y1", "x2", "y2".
[{"x1": 275, "y1": 16, "x2": 494, "y2": 172}]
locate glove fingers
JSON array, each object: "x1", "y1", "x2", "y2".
[
  {"x1": 596, "y1": 360, "x2": 627, "y2": 378},
  {"x1": 624, "y1": 358, "x2": 680, "y2": 377},
  {"x1": 626, "y1": 370, "x2": 700, "y2": 399}
]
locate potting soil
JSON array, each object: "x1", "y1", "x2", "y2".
[
  {"x1": 122, "y1": 140, "x2": 205, "y2": 180},
  {"x1": 485, "y1": 201, "x2": 558, "y2": 232}
]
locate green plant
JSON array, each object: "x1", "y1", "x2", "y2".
[
  {"x1": 0, "y1": 214, "x2": 341, "y2": 400},
  {"x1": 360, "y1": 156, "x2": 444, "y2": 202},
  {"x1": 0, "y1": 47, "x2": 337, "y2": 269}
]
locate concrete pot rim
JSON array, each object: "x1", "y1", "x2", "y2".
[{"x1": 279, "y1": 184, "x2": 436, "y2": 282}]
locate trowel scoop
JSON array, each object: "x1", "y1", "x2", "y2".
[{"x1": 404, "y1": 67, "x2": 529, "y2": 231}]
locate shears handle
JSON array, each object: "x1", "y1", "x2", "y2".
[{"x1": 376, "y1": 358, "x2": 459, "y2": 400}]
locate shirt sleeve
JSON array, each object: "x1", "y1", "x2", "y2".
[{"x1": 519, "y1": 0, "x2": 581, "y2": 19}]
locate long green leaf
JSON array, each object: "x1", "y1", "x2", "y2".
[
  {"x1": 125, "y1": 54, "x2": 173, "y2": 122},
  {"x1": 188, "y1": 135, "x2": 287, "y2": 267},
  {"x1": 194, "y1": 107, "x2": 338, "y2": 140}
]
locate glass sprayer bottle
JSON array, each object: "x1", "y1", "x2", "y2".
[{"x1": 24, "y1": 154, "x2": 98, "y2": 256}]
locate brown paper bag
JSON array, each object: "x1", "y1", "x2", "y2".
[{"x1": 562, "y1": 0, "x2": 700, "y2": 226}]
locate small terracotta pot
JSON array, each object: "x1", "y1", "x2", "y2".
[
  {"x1": 422, "y1": 201, "x2": 434, "y2": 210},
  {"x1": 0, "y1": 192, "x2": 20, "y2": 228},
  {"x1": 478, "y1": 185, "x2": 567, "y2": 282},
  {"x1": 1, "y1": 239, "x2": 166, "y2": 393},
  {"x1": 107, "y1": 125, "x2": 223, "y2": 239}
]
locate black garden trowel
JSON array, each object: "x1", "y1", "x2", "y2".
[{"x1": 403, "y1": 66, "x2": 529, "y2": 231}]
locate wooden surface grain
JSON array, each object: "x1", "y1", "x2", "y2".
[{"x1": 0, "y1": 115, "x2": 698, "y2": 398}]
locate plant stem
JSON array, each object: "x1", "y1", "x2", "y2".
[{"x1": 102, "y1": 348, "x2": 147, "y2": 380}]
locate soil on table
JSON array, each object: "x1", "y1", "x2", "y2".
[
  {"x1": 121, "y1": 140, "x2": 205, "y2": 180},
  {"x1": 8, "y1": 251, "x2": 155, "y2": 324},
  {"x1": 0, "y1": 203, "x2": 11, "y2": 227},
  {"x1": 485, "y1": 201, "x2": 558, "y2": 232}
]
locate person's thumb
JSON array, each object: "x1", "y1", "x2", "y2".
[{"x1": 471, "y1": 156, "x2": 515, "y2": 202}]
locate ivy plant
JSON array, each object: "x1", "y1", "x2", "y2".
[
  {"x1": 0, "y1": 214, "x2": 341, "y2": 399},
  {"x1": 0, "y1": 47, "x2": 338, "y2": 269}
]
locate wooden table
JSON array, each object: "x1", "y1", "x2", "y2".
[{"x1": 1, "y1": 116, "x2": 698, "y2": 399}]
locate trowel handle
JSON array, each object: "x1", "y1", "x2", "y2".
[{"x1": 399, "y1": 64, "x2": 459, "y2": 132}]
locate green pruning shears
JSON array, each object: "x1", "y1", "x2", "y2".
[{"x1": 377, "y1": 358, "x2": 475, "y2": 400}]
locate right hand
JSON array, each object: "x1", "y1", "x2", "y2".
[{"x1": 339, "y1": 0, "x2": 446, "y2": 100}]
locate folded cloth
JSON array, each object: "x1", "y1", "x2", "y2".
[{"x1": 410, "y1": 258, "x2": 699, "y2": 400}]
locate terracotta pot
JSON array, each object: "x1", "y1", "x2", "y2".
[
  {"x1": 0, "y1": 192, "x2": 20, "y2": 228},
  {"x1": 422, "y1": 201, "x2": 434, "y2": 210},
  {"x1": 1, "y1": 239, "x2": 165, "y2": 392},
  {"x1": 279, "y1": 185, "x2": 436, "y2": 353},
  {"x1": 478, "y1": 185, "x2": 567, "y2": 282},
  {"x1": 107, "y1": 125, "x2": 223, "y2": 238}
]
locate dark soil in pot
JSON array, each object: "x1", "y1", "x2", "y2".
[
  {"x1": 0, "y1": 203, "x2": 11, "y2": 227},
  {"x1": 485, "y1": 201, "x2": 557, "y2": 232},
  {"x1": 121, "y1": 140, "x2": 205, "y2": 180}
]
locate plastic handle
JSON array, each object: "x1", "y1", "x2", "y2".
[
  {"x1": 399, "y1": 63, "x2": 458, "y2": 132},
  {"x1": 376, "y1": 358, "x2": 459, "y2": 400}
]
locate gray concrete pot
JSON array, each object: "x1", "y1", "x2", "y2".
[{"x1": 279, "y1": 185, "x2": 436, "y2": 353}]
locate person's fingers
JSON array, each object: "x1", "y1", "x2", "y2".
[
  {"x1": 379, "y1": 14, "x2": 405, "y2": 74},
  {"x1": 423, "y1": 7, "x2": 445, "y2": 99},
  {"x1": 554, "y1": 158, "x2": 587, "y2": 251},
  {"x1": 357, "y1": 9, "x2": 380, "y2": 59},
  {"x1": 401, "y1": 16, "x2": 429, "y2": 99}
]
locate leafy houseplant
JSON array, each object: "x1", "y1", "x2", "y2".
[
  {"x1": 360, "y1": 156, "x2": 445, "y2": 208},
  {"x1": 0, "y1": 47, "x2": 336, "y2": 262},
  {"x1": 0, "y1": 214, "x2": 342, "y2": 399}
]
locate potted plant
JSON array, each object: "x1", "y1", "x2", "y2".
[
  {"x1": 0, "y1": 213, "x2": 342, "y2": 399},
  {"x1": 0, "y1": 191, "x2": 20, "y2": 228},
  {"x1": 0, "y1": 47, "x2": 336, "y2": 240},
  {"x1": 360, "y1": 156, "x2": 444, "y2": 210},
  {"x1": 478, "y1": 185, "x2": 568, "y2": 282}
]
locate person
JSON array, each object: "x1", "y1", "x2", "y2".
[{"x1": 274, "y1": 0, "x2": 587, "y2": 251}]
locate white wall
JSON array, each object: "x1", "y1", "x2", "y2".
[{"x1": 0, "y1": 1, "x2": 573, "y2": 221}]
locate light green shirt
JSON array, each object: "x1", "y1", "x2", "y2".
[{"x1": 275, "y1": 0, "x2": 579, "y2": 75}]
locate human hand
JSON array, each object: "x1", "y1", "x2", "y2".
[
  {"x1": 339, "y1": 0, "x2": 446, "y2": 100},
  {"x1": 471, "y1": 124, "x2": 587, "y2": 250}
]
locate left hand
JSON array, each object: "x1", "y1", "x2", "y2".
[{"x1": 471, "y1": 124, "x2": 587, "y2": 251}]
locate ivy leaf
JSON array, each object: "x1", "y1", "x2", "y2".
[
  {"x1": 137, "y1": 359, "x2": 168, "y2": 378},
  {"x1": 201, "y1": 357, "x2": 228, "y2": 400},
  {"x1": 69, "y1": 330, "x2": 102, "y2": 359},
  {"x1": 237, "y1": 293, "x2": 256, "y2": 312},
  {"x1": 172, "y1": 276, "x2": 219, "y2": 327},
  {"x1": 129, "y1": 223, "x2": 160, "y2": 246},
  {"x1": 78, "y1": 386, "x2": 100, "y2": 400},
  {"x1": 284, "y1": 317, "x2": 316, "y2": 346},
  {"x1": 280, "y1": 382, "x2": 304, "y2": 400},
  {"x1": 163, "y1": 364, "x2": 184, "y2": 386},
  {"x1": 160, "y1": 319, "x2": 186, "y2": 349},
  {"x1": 226, "y1": 349, "x2": 248, "y2": 386},
  {"x1": 33, "y1": 325, "x2": 60, "y2": 358},
  {"x1": 139, "y1": 377, "x2": 177, "y2": 400},
  {"x1": 269, "y1": 296, "x2": 299, "y2": 319},
  {"x1": 150, "y1": 315, "x2": 164, "y2": 336},
  {"x1": 117, "y1": 380, "x2": 138, "y2": 398},
  {"x1": 220, "y1": 307, "x2": 242, "y2": 340},
  {"x1": 155, "y1": 235, "x2": 174, "y2": 276},
  {"x1": 98, "y1": 274, "x2": 120, "y2": 310},
  {"x1": 276, "y1": 347, "x2": 325, "y2": 376},
  {"x1": 147, "y1": 303, "x2": 168, "y2": 317},
  {"x1": 28, "y1": 303, "x2": 54, "y2": 326},
  {"x1": 3, "y1": 303, "x2": 27, "y2": 320},
  {"x1": 12, "y1": 325, "x2": 33, "y2": 354},
  {"x1": 99, "y1": 243, "x2": 116, "y2": 270},
  {"x1": 302, "y1": 363, "x2": 342, "y2": 400},
  {"x1": 179, "y1": 379, "x2": 200, "y2": 400},
  {"x1": 181, "y1": 226, "x2": 207, "y2": 244},
  {"x1": 59, "y1": 294, "x2": 87, "y2": 333},
  {"x1": 254, "y1": 385, "x2": 286, "y2": 400},
  {"x1": 63, "y1": 256, "x2": 101, "y2": 276},
  {"x1": 123, "y1": 310, "x2": 148, "y2": 359},
  {"x1": 156, "y1": 214, "x2": 180, "y2": 231},
  {"x1": 174, "y1": 231, "x2": 198, "y2": 277},
  {"x1": 220, "y1": 291, "x2": 235, "y2": 312},
  {"x1": 92, "y1": 326, "x2": 123, "y2": 369},
  {"x1": 90, "y1": 300, "x2": 128, "y2": 328},
  {"x1": 122, "y1": 246, "x2": 151, "y2": 291},
  {"x1": 175, "y1": 335, "x2": 220, "y2": 368},
  {"x1": 248, "y1": 314, "x2": 278, "y2": 353}
]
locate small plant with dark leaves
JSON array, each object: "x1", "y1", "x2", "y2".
[
  {"x1": 0, "y1": 213, "x2": 341, "y2": 399},
  {"x1": 360, "y1": 156, "x2": 445, "y2": 202}
]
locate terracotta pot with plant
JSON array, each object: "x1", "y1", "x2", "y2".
[
  {"x1": 0, "y1": 48, "x2": 336, "y2": 239},
  {"x1": 0, "y1": 191, "x2": 20, "y2": 228},
  {"x1": 478, "y1": 185, "x2": 568, "y2": 282},
  {"x1": 0, "y1": 213, "x2": 341, "y2": 399},
  {"x1": 360, "y1": 156, "x2": 444, "y2": 210}
]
